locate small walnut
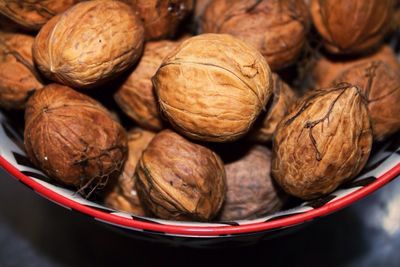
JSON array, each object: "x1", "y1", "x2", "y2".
[
  {"x1": 312, "y1": 45, "x2": 400, "y2": 89},
  {"x1": 105, "y1": 128, "x2": 155, "y2": 215},
  {"x1": 135, "y1": 129, "x2": 226, "y2": 221},
  {"x1": 33, "y1": 1, "x2": 144, "y2": 89},
  {"x1": 201, "y1": 0, "x2": 310, "y2": 71},
  {"x1": 121, "y1": 0, "x2": 194, "y2": 40},
  {"x1": 272, "y1": 85, "x2": 372, "y2": 200},
  {"x1": 0, "y1": 0, "x2": 75, "y2": 30},
  {"x1": 24, "y1": 84, "x2": 127, "y2": 197},
  {"x1": 218, "y1": 145, "x2": 286, "y2": 221},
  {"x1": 0, "y1": 32, "x2": 43, "y2": 110},
  {"x1": 153, "y1": 34, "x2": 273, "y2": 142},
  {"x1": 249, "y1": 74, "x2": 297, "y2": 143},
  {"x1": 333, "y1": 61, "x2": 400, "y2": 141},
  {"x1": 114, "y1": 40, "x2": 180, "y2": 131},
  {"x1": 310, "y1": 0, "x2": 394, "y2": 54}
]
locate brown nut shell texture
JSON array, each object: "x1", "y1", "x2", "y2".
[
  {"x1": 311, "y1": 0, "x2": 394, "y2": 54},
  {"x1": 24, "y1": 84, "x2": 127, "y2": 197},
  {"x1": 33, "y1": 0, "x2": 144, "y2": 89},
  {"x1": 0, "y1": 32, "x2": 43, "y2": 110},
  {"x1": 105, "y1": 128, "x2": 155, "y2": 216},
  {"x1": 0, "y1": 0, "x2": 75, "y2": 30},
  {"x1": 201, "y1": 0, "x2": 310, "y2": 71},
  {"x1": 135, "y1": 129, "x2": 226, "y2": 221},
  {"x1": 219, "y1": 145, "x2": 286, "y2": 221},
  {"x1": 333, "y1": 61, "x2": 400, "y2": 141},
  {"x1": 272, "y1": 85, "x2": 373, "y2": 200},
  {"x1": 153, "y1": 34, "x2": 273, "y2": 142},
  {"x1": 114, "y1": 40, "x2": 180, "y2": 131}
]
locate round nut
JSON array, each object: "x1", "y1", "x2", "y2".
[{"x1": 153, "y1": 34, "x2": 273, "y2": 142}]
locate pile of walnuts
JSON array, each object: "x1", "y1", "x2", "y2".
[{"x1": 1, "y1": 0, "x2": 399, "y2": 222}]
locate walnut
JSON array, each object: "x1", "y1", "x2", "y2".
[
  {"x1": 24, "y1": 84, "x2": 127, "y2": 197},
  {"x1": 312, "y1": 45, "x2": 400, "y2": 89},
  {"x1": 0, "y1": 32, "x2": 43, "y2": 110},
  {"x1": 218, "y1": 145, "x2": 286, "y2": 221},
  {"x1": 272, "y1": 85, "x2": 372, "y2": 200},
  {"x1": 201, "y1": 0, "x2": 310, "y2": 71},
  {"x1": 310, "y1": 0, "x2": 394, "y2": 54},
  {"x1": 153, "y1": 34, "x2": 273, "y2": 142},
  {"x1": 105, "y1": 128, "x2": 155, "y2": 215},
  {"x1": 33, "y1": 0, "x2": 144, "y2": 89},
  {"x1": 0, "y1": 0, "x2": 75, "y2": 30},
  {"x1": 135, "y1": 129, "x2": 226, "y2": 221},
  {"x1": 249, "y1": 73, "x2": 297, "y2": 143},
  {"x1": 333, "y1": 61, "x2": 400, "y2": 141},
  {"x1": 114, "y1": 40, "x2": 180, "y2": 131},
  {"x1": 120, "y1": 0, "x2": 194, "y2": 40}
]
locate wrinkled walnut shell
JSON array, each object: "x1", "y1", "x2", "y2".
[
  {"x1": 135, "y1": 129, "x2": 226, "y2": 221},
  {"x1": 0, "y1": 32, "x2": 43, "y2": 110},
  {"x1": 33, "y1": 1, "x2": 144, "y2": 89},
  {"x1": 114, "y1": 40, "x2": 179, "y2": 131},
  {"x1": 24, "y1": 84, "x2": 127, "y2": 197},
  {"x1": 153, "y1": 34, "x2": 273, "y2": 142},
  {"x1": 201, "y1": 0, "x2": 310, "y2": 71},
  {"x1": 272, "y1": 85, "x2": 372, "y2": 200}
]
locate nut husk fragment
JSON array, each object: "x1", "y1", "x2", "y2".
[
  {"x1": 114, "y1": 40, "x2": 180, "y2": 131},
  {"x1": 24, "y1": 84, "x2": 127, "y2": 197},
  {"x1": 333, "y1": 61, "x2": 400, "y2": 141},
  {"x1": 33, "y1": 0, "x2": 144, "y2": 89},
  {"x1": 201, "y1": 0, "x2": 310, "y2": 71},
  {"x1": 105, "y1": 128, "x2": 155, "y2": 215},
  {"x1": 153, "y1": 34, "x2": 273, "y2": 142},
  {"x1": 272, "y1": 85, "x2": 372, "y2": 200},
  {"x1": 310, "y1": 0, "x2": 394, "y2": 54},
  {"x1": 135, "y1": 129, "x2": 226, "y2": 221},
  {"x1": 0, "y1": 32, "x2": 43, "y2": 110},
  {"x1": 219, "y1": 145, "x2": 286, "y2": 221},
  {"x1": 0, "y1": 0, "x2": 75, "y2": 30}
]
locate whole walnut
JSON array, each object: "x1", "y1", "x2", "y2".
[
  {"x1": 135, "y1": 129, "x2": 226, "y2": 221},
  {"x1": 24, "y1": 84, "x2": 127, "y2": 197},
  {"x1": 333, "y1": 61, "x2": 400, "y2": 141},
  {"x1": 153, "y1": 34, "x2": 273, "y2": 142},
  {"x1": 105, "y1": 128, "x2": 155, "y2": 216},
  {"x1": 312, "y1": 45, "x2": 400, "y2": 89},
  {"x1": 120, "y1": 0, "x2": 194, "y2": 40},
  {"x1": 310, "y1": 0, "x2": 394, "y2": 54},
  {"x1": 272, "y1": 86, "x2": 372, "y2": 200},
  {"x1": 33, "y1": 1, "x2": 144, "y2": 89},
  {"x1": 218, "y1": 145, "x2": 286, "y2": 221},
  {"x1": 201, "y1": 0, "x2": 310, "y2": 71},
  {"x1": 0, "y1": 32, "x2": 43, "y2": 110},
  {"x1": 0, "y1": 0, "x2": 75, "y2": 30},
  {"x1": 249, "y1": 74, "x2": 297, "y2": 143},
  {"x1": 114, "y1": 40, "x2": 179, "y2": 131}
]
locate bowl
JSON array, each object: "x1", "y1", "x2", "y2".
[{"x1": 0, "y1": 110, "x2": 399, "y2": 247}]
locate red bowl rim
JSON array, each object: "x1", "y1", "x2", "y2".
[{"x1": 1, "y1": 155, "x2": 399, "y2": 236}]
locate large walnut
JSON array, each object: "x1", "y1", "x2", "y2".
[
  {"x1": 0, "y1": 32, "x2": 43, "y2": 110},
  {"x1": 114, "y1": 40, "x2": 179, "y2": 131},
  {"x1": 333, "y1": 61, "x2": 400, "y2": 141},
  {"x1": 24, "y1": 84, "x2": 127, "y2": 197},
  {"x1": 105, "y1": 128, "x2": 155, "y2": 216},
  {"x1": 272, "y1": 86, "x2": 372, "y2": 200},
  {"x1": 120, "y1": 0, "x2": 194, "y2": 40},
  {"x1": 33, "y1": 1, "x2": 144, "y2": 89},
  {"x1": 135, "y1": 129, "x2": 226, "y2": 221},
  {"x1": 201, "y1": 0, "x2": 310, "y2": 71},
  {"x1": 0, "y1": 0, "x2": 75, "y2": 30},
  {"x1": 153, "y1": 34, "x2": 273, "y2": 142},
  {"x1": 310, "y1": 0, "x2": 394, "y2": 54},
  {"x1": 219, "y1": 145, "x2": 286, "y2": 221}
]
